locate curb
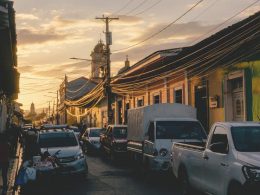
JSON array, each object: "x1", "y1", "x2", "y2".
[{"x1": 6, "y1": 142, "x2": 23, "y2": 195}]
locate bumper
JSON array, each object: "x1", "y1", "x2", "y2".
[
  {"x1": 59, "y1": 158, "x2": 88, "y2": 175},
  {"x1": 87, "y1": 142, "x2": 101, "y2": 150},
  {"x1": 150, "y1": 157, "x2": 171, "y2": 171}
]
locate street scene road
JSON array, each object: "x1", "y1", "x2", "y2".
[
  {"x1": 1, "y1": 0, "x2": 260, "y2": 195},
  {"x1": 20, "y1": 155, "x2": 180, "y2": 195}
]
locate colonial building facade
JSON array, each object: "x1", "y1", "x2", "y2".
[{"x1": 61, "y1": 12, "x2": 260, "y2": 130}]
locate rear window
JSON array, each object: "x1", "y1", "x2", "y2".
[
  {"x1": 156, "y1": 121, "x2": 207, "y2": 140},
  {"x1": 39, "y1": 132, "x2": 78, "y2": 148},
  {"x1": 113, "y1": 127, "x2": 127, "y2": 139},
  {"x1": 89, "y1": 129, "x2": 101, "y2": 137}
]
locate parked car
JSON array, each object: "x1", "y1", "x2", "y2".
[
  {"x1": 100, "y1": 125, "x2": 127, "y2": 160},
  {"x1": 171, "y1": 122, "x2": 260, "y2": 195},
  {"x1": 81, "y1": 127, "x2": 103, "y2": 153},
  {"x1": 68, "y1": 126, "x2": 81, "y2": 138},
  {"x1": 37, "y1": 129, "x2": 88, "y2": 178},
  {"x1": 40, "y1": 124, "x2": 68, "y2": 130},
  {"x1": 127, "y1": 103, "x2": 206, "y2": 172}
]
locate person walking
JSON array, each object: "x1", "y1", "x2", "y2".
[{"x1": 0, "y1": 133, "x2": 10, "y2": 194}]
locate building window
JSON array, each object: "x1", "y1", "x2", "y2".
[
  {"x1": 175, "y1": 88, "x2": 183, "y2": 104},
  {"x1": 153, "y1": 94, "x2": 160, "y2": 104},
  {"x1": 137, "y1": 97, "x2": 144, "y2": 107}
]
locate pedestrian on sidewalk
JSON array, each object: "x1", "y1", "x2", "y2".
[{"x1": 0, "y1": 133, "x2": 10, "y2": 194}]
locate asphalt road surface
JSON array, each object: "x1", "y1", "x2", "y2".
[{"x1": 19, "y1": 154, "x2": 182, "y2": 195}]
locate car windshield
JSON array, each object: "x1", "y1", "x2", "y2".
[
  {"x1": 89, "y1": 129, "x2": 101, "y2": 137},
  {"x1": 156, "y1": 121, "x2": 207, "y2": 140},
  {"x1": 231, "y1": 126, "x2": 260, "y2": 152},
  {"x1": 70, "y1": 127, "x2": 80, "y2": 132},
  {"x1": 39, "y1": 132, "x2": 78, "y2": 148},
  {"x1": 113, "y1": 127, "x2": 127, "y2": 139}
]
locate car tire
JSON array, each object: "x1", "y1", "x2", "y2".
[
  {"x1": 228, "y1": 182, "x2": 243, "y2": 195},
  {"x1": 141, "y1": 156, "x2": 150, "y2": 175},
  {"x1": 79, "y1": 171, "x2": 88, "y2": 180},
  {"x1": 179, "y1": 167, "x2": 191, "y2": 195},
  {"x1": 110, "y1": 151, "x2": 116, "y2": 162},
  {"x1": 82, "y1": 143, "x2": 87, "y2": 154}
]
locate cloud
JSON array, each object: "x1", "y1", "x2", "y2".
[
  {"x1": 237, "y1": 5, "x2": 260, "y2": 18},
  {"x1": 32, "y1": 61, "x2": 91, "y2": 78},
  {"x1": 16, "y1": 13, "x2": 39, "y2": 20},
  {"x1": 115, "y1": 15, "x2": 143, "y2": 25},
  {"x1": 18, "y1": 65, "x2": 34, "y2": 72},
  {"x1": 110, "y1": 21, "x2": 219, "y2": 72},
  {"x1": 112, "y1": 21, "x2": 217, "y2": 54},
  {"x1": 17, "y1": 14, "x2": 100, "y2": 47},
  {"x1": 131, "y1": 21, "x2": 216, "y2": 44},
  {"x1": 17, "y1": 28, "x2": 67, "y2": 45}
]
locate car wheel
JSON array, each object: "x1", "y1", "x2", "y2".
[
  {"x1": 228, "y1": 182, "x2": 243, "y2": 195},
  {"x1": 110, "y1": 151, "x2": 116, "y2": 162},
  {"x1": 141, "y1": 156, "x2": 150, "y2": 175},
  {"x1": 100, "y1": 145, "x2": 105, "y2": 155},
  {"x1": 179, "y1": 168, "x2": 191, "y2": 195},
  {"x1": 82, "y1": 144, "x2": 87, "y2": 154}
]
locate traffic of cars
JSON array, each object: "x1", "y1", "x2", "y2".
[{"x1": 20, "y1": 103, "x2": 260, "y2": 194}]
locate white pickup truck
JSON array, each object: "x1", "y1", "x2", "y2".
[{"x1": 171, "y1": 122, "x2": 260, "y2": 195}]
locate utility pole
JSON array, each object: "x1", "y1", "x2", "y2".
[
  {"x1": 48, "y1": 101, "x2": 51, "y2": 123},
  {"x1": 64, "y1": 75, "x2": 68, "y2": 124},
  {"x1": 96, "y1": 15, "x2": 118, "y2": 125},
  {"x1": 52, "y1": 100, "x2": 55, "y2": 124},
  {"x1": 56, "y1": 90, "x2": 59, "y2": 124}
]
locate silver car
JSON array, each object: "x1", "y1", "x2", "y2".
[
  {"x1": 81, "y1": 127, "x2": 103, "y2": 153},
  {"x1": 37, "y1": 129, "x2": 88, "y2": 177}
]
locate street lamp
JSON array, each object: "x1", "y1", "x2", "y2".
[{"x1": 69, "y1": 57, "x2": 92, "y2": 61}]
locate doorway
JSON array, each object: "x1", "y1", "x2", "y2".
[
  {"x1": 231, "y1": 77, "x2": 244, "y2": 121},
  {"x1": 224, "y1": 71, "x2": 246, "y2": 122},
  {"x1": 195, "y1": 82, "x2": 209, "y2": 131}
]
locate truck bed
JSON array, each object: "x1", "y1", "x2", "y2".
[{"x1": 173, "y1": 142, "x2": 206, "y2": 151}]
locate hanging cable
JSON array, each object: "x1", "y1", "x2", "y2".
[
  {"x1": 112, "y1": 0, "x2": 134, "y2": 15},
  {"x1": 189, "y1": 0, "x2": 260, "y2": 45},
  {"x1": 124, "y1": 0, "x2": 148, "y2": 15},
  {"x1": 112, "y1": 0, "x2": 205, "y2": 53},
  {"x1": 133, "y1": 0, "x2": 162, "y2": 16}
]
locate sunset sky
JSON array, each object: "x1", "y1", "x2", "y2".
[{"x1": 15, "y1": 0, "x2": 260, "y2": 110}]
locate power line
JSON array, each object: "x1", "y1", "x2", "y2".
[
  {"x1": 112, "y1": 0, "x2": 134, "y2": 15},
  {"x1": 111, "y1": 18, "x2": 259, "y2": 89},
  {"x1": 112, "y1": 2, "x2": 259, "y2": 82},
  {"x1": 112, "y1": 0, "x2": 205, "y2": 53},
  {"x1": 189, "y1": 0, "x2": 260, "y2": 45},
  {"x1": 133, "y1": 0, "x2": 162, "y2": 16},
  {"x1": 124, "y1": 0, "x2": 148, "y2": 15}
]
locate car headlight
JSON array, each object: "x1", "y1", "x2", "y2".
[
  {"x1": 159, "y1": 148, "x2": 168, "y2": 157},
  {"x1": 242, "y1": 166, "x2": 260, "y2": 181},
  {"x1": 75, "y1": 152, "x2": 85, "y2": 160},
  {"x1": 153, "y1": 149, "x2": 158, "y2": 156}
]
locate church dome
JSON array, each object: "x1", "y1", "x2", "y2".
[{"x1": 94, "y1": 40, "x2": 105, "y2": 53}]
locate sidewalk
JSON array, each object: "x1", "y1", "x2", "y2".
[{"x1": 0, "y1": 142, "x2": 22, "y2": 195}]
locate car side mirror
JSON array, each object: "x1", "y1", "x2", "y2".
[
  {"x1": 210, "y1": 142, "x2": 228, "y2": 154},
  {"x1": 80, "y1": 141, "x2": 83, "y2": 146}
]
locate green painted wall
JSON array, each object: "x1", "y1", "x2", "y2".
[{"x1": 236, "y1": 61, "x2": 260, "y2": 121}]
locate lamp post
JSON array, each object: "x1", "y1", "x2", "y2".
[{"x1": 69, "y1": 57, "x2": 92, "y2": 61}]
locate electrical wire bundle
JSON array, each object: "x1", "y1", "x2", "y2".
[{"x1": 110, "y1": 13, "x2": 260, "y2": 95}]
